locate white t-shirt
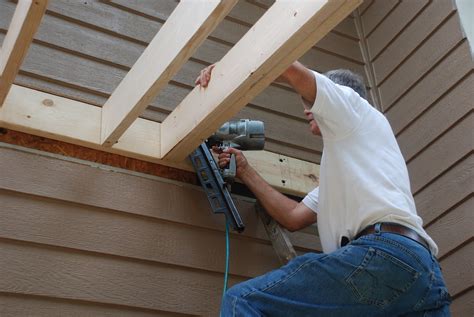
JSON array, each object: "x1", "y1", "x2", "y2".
[{"x1": 302, "y1": 71, "x2": 438, "y2": 255}]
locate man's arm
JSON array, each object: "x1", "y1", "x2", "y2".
[
  {"x1": 196, "y1": 61, "x2": 317, "y2": 109},
  {"x1": 218, "y1": 147, "x2": 317, "y2": 231},
  {"x1": 277, "y1": 61, "x2": 317, "y2": 107}
]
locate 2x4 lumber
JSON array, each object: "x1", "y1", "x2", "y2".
[
  {"x1": 0, "y1": 0, "x2": 48, "y2": 106},
  {"x1": 0, "y1": 85, "x2": 319, "y2": 196},
  {"x1": 160, "y1": 0, "x2": 362, "y2": 161},
  {"x1": 100, "y1": 0, "x2": 237, "y2": 146}
]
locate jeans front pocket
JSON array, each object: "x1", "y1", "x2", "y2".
[{"x1": 346, "y1": 247, "x2": 421, "y2": 308}]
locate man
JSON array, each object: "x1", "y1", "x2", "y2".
[{"x1": 195, "y1": 61, "x2": 451, "y2": 316}]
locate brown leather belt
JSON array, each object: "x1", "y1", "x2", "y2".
[{"x1": 354, "y1": 222, "x2": 430, "y2": 250}]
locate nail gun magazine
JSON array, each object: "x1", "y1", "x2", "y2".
[{"x1": 189, "y1": 119, "x2": 265, "y2": 232}]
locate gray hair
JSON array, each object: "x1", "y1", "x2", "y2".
[{"x1": 324, "y1": 69, "x2": 367, "y2": 100}]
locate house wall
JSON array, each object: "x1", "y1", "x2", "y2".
[
  {"x1": 0, "y1": 144, "x2": 320, "y2": 316},
  {"x1": 355, "y1": 0, "x2": 473, "y2": 315}
]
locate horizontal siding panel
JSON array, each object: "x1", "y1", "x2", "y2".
[
  {"x1": 299, "y1": 44, "x2": 367, "y2": 82},
  {"x1": 358, "y1": 0, "x2": 374, "y2": 16},
  {"x1": 367, "y1": 0, "x2": 429, "y2": 60},
  {"x1": 107, "y1": 0, "x2": 362, "y2": 62},
  {"x1": 0, "y1": 293, "x2": 182, "y2": 317},
  {"x1": 0, "y1": 146, "x2": 316, "y2": 250},
  {"x1": 451, "y1": 289, "x2": 474, "y2": 317},
  {"x1": 397, "y1": 73, "x2": 473, "y2": 161},
  {"x1": 426, "y1": 198, "x2": 473, "y2": 259},
  {"x1": 407, "y1": 113, "x2": 472, "y2": 194},
  {"x1": 372, "y1": 0, "x2": 455, "y2": 85},
  {"x1": 385, "y1": 41, "x2": 472, "y2": 134},
  {"x1": 378, "y1": 13, "x2": 465, "y2": 110},
  {"x1": 0, "y1": 190, "x2": 280, "y2": 278},
  {"x1": 415, "y1": 156, "x2": 473, "y2": 225},
  {"x1": 440, "y1": 242, "x2": 474, "y2": 297},
  {"x1": 361, "y1": 0, "x2": 398, "y2": 36},
  {"x1": 331, "y1": 17, "x2": 358, "y2": 39},
  {"x1": 0, "y1": 240, "x2": 234, "y2": 315},
  {"x1": 314, "y1": 31, "x2": 363, "y2": 63}
]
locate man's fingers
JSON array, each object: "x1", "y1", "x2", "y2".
[
  {"x1": 218, "y1": 153, "x2": 230, "y2": 159},
  {"x1": 196, "y1": 64, "x2": 216, "y2": 88},
  {"x1": 218, "y1": 158, "x2": 230, "y2": 168},
  {"x1": 224, "y1": 147, "x2": 240, "y2": 155},
  {"x1": 212, "y1": 146, "x2": 223, "y2": 154}
]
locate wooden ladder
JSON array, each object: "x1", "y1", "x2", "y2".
[{"x1": 255, "y1": 201, "x2": 297, "y2": 265}]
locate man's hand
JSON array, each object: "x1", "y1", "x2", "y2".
[
  {"x1": 214, "y1": 147, "x2": 251, "y2": 180},
  {"x1": 195, "y1": 63, "x2": 216, "y2": 87}
]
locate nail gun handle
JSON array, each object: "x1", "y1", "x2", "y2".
[{"x1": 222, "y1": 153, "x2": 237, "y2": 183}]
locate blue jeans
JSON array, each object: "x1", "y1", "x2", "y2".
[{"x1": 222, "y1": 232, "x2": 451, "y2": 316}]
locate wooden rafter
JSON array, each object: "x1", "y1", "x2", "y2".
[
  {"x1": 0, "y1": 1, "x2": 370, "y2": 196},
  {"x1": 0, "y1": 0, "x2": 48, "y2": 106},
  {"x1": 0, "y1": 85, "x2": 319, "y2": 196},
  {"x1": 160, "y1": 0, "x2": 362, "y2": 161},
  {"x1": 100, "y1": 0, "x2": 237, "y2": 147}
]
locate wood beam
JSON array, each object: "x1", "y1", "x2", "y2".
[
  {"x1": 160, "y1": 0, "x2": 361, "y2": 161},
  {"x1": 0, "y1": 85, "x2": 319, "y2": 196},
  {"x1": 0, "y1": 0, "x2": 48, "y2": 106},
  {"x1": 100, "y1": 0, "x2": 237, "y2": 147}
]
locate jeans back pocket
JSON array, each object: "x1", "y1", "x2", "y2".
[{"x1": 346, "y1": 247, "x2": 420, "y2": 307}]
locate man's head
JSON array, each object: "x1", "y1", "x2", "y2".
[
  {"x1": 324, "y1": 69, "x2": 367, "y2": 100},
  {"x1": 305, "y1": 69, "x2": 367, "y2": 136}
]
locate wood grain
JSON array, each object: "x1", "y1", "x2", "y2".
[
  {"x1": 426, "y1": 198, "x2": 473, "y2": 259},
  {"x1": 0, "y1": 240, "x2": 237, "y2": 315},
  {"x1": 161, "y1": 0, "x2": 362, "y2": 160},
  {"x1": 109, "y1": 0, "x2": 362, "y2": 62},
  {"x1": 415, "y1": 155, "x2": 473, "y2": 226},
  {"x1": 366, "y1": 0, "x2": 428, "y2": 60},
  {"x1": 0, "y1": 189, "x2": 280, "y2": 277},
  {"x1": 440, "y1": 241, "x2": 474, "y2": 297},
  {"x1": 385, "y1": 42, "x2": 472, "y2": 134},
  {"x1": 397, "y1": 73, "x2": 473, "y2": 161},
  {"x1": 378, "y1": 14, "x2": 464, "y2": 110},
  {"x1": 371, "y1": 0, "x2": 455, "y2": 85},
  {"x1": 407, "y1": 114, "x2": 473, "y2": 194},
  {"x1": 450, "y1": 289, "x2": 474, "y2": 317},
  {"x1": 100, "y1": 0, "x2": 237, "y2": 146},
  {"x1": 0, "y1": 145, "x2": 317, "y2": 250},
  {"x1": 0, "y1": 293, "x2": 187, "y2": 317},
  {"x1": 0, "y1": 0, "x2": 48, "y2": 105},
  {"x1": 360, "y1": 0, "x2": 398, "y2": 36}
]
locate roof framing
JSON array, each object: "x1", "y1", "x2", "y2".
[
  {"x1": 0, "y1": 0, "x2": 362, "y2": 195},
  {"x1": 0, "y1": 0, "x2": 48, "y2": 106},
  {"x1": 100, "y1": 0, "x2": 237, "y2": 146},
  {"x1": 161, "y1": 0, "x2": 362, "y2": 161}
]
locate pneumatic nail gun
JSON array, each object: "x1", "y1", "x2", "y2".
[{"x1": 189, "y1": 119, "x2": 265, "y2": 232}]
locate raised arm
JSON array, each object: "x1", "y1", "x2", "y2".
[
  {"x1": 277, "y1": 61, "x2": 317, "y2": 106},
  {"x1": 195, "y1": 61, "x2": 317, "y2": 107}
]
